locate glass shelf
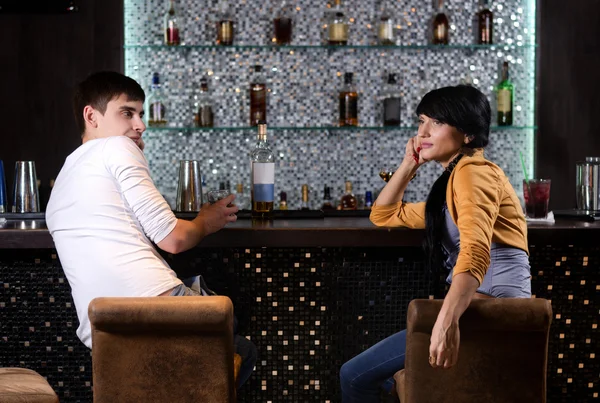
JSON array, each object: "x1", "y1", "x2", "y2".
[
  {"x1": 125, "y1": 43, "x2": 536, "y2": 51},
  {"x1": 145, "y1": 125, "x2": 537, "y2": 132}
]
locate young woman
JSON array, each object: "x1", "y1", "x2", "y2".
[{"x1": 340, "y1": 85, "x2": 531, "y2": 402}]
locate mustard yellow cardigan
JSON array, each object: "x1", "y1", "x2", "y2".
[{"x1": 370, "y1": 149, "x2": 528, "y2": 285}]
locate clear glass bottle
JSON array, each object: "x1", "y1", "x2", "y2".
[
  {"x1": 321, "y1": 186, "x2": 335, "y2": 210},
  {"x1": 496, "y1": 61, "x2": 513, "y2": 126},
  {"x1": 477, "y1": 0, "x2": 493, "y2": 44},
  {"x1": 147, "y1": 72, "x2": 167, "y2": 127},
  {"x1": 383, "y1": 73, "x2": 402, "y2": 126},
  {"x1": 432, "y1": 0, "x2": 449, "y2": 45},
  {"x1": 300, "y1": 184, "x2": 310, "y2": 210},
  {"x1": 279, "y1": 191, "x2": 288, "y2": 210},
  {"x1": 250, "y1": 122, "x2": 275, "y2": 218},
  {"x1": 378, "y1": 8, "x2": 395, "y2": 45},
  {"x1": 327, "y1": 0, "x2": 349, "y2": 45},
  {"x1": 249, "y1": 65, "x2": 267, "y2": 126},
  {"x1": 274, "y1": 1, "x2": 293, "y2": 45},
  {"x1": 193, "y1": 77, "x2": 214, "y2": 127},
  {"x1": 216, "y1": 0, "x2": 234, "y2": 46},
  {"x1": 339, "y1": 72, "x2": 358, "y2": 127},
  {"x1": 340, "y1": 181, "x2": 357, "y2": 210},
  {"x1": 164, "y1": 0, "x2": 181, "y2": 46}
]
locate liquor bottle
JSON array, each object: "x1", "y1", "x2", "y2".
[
  {"x1": 300, "y1": 184, "x2": 310, "y2": 210},
  {"x1": 164, "y1": 0, "x2": 181, "y2": 46},
  {"x1": 327, "y1": 0, "x2": 349, "y2": 45},
  {"x1": 279, "y1": 191, "x2": 288, "y2": 210},
  {"x1": 496, "y1": 61, "x2": 513, "y2": 126},
  {"x1": 321, "y1": 186, "x2": 335, "y2": 210},
  {"x1": 477, "y1": 0, "x2": 493, "y2": 44},
  {"x1": 147, "y1": 72, "x2": 167, "y2": 127},
  {"x1": 432, "y1": 0, "x2": 449, "y2": 45},
  {"x1": 378, "y1": 8, "x2": 395, "y2": 45},
  {"x1": 193, "y1": 77, "x2": 214, "y2": 127},
  {"x1": 365, "y1": 191, "x2": 373, "y2": 210},
  {"x1": 249, "y1": 65, "x2": 267, "y2": 126},
  {"x1": 250, "y1": 122, "x2": 275, "y2": 218},
  {"x1": 340, "y1": 181, "x2": 358, "y2": 210},
  {"x1": 339, "y1": 72, "x2": 358, "y2": 127},
  {"x1": 274, "y1": 1, "x2": 293, "y2": 45},
  {"x1": 216, "y1": 0, "x2": 234, "y2": 46},
  {"x1": 383, "y1": 73, "x2": 402, "y2": 126}
]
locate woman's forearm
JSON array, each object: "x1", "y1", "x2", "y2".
[
  {"x1": 439, "y1": 272, "x2": 480, "y2": 322},
  {"x1": 374, "y1": 160, "x2": 418, "y2": 205}
]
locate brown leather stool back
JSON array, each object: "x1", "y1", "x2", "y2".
[
  {"x1": 89, "y1": 296, "x2": 236, "y2": 403},
  {"x1": 0, "y1": 367, "x2": 59, "y2": 403},
  {"x1": 397, "y1": 298, "x2": 552, "y2": 403}
]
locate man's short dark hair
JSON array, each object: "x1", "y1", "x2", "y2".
[{"x1": 72, "y1": 71, "x2": 145, "y2": 135}]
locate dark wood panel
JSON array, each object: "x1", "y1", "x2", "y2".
[
  {"x1": 537, "y1": 0, "x2": 600, "y2": 209},
  {"x1": 0, "y1": 0, "x2": 123, "y2": 210}
]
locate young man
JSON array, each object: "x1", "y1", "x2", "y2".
[{"x1": 46, "y1": 71, "x2": 256, "y2": 385}]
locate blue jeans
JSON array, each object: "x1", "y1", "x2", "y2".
[
  {"x1": 170, "y1": 282, "x2": 258, "y2": 387},
  {"x1": 340, "y1": 329, "x2": 407, "y2": 403}
]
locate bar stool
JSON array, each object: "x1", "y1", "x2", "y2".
[
  {"x1": 395, "y1": 298, "x2": 552, "y2": 403},
  {"x1": 0, "y1": 367, "x2": 59, "y2": 403}
]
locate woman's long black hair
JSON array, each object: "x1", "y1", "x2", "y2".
[{"x1": 416, "y1": 85, "x2": 491, "y2": 294}]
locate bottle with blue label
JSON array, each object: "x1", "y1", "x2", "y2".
[{"x1": 250, "y1": 121, "x2": 275, "y2": 218}]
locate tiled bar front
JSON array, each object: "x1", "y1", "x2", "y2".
[{"x1": 0, "y1": 221, "x2": 599, "y2": 402}]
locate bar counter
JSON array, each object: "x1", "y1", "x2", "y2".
[
  {"x1": 0, "y1": 215, "x2": 598, "y2": 403},
  {"x1": 1, "y1": 216, "x2": 600, "y2": 249}
]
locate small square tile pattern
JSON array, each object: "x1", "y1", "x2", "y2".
[
  {"x1": 0, "y1": 245, "x2": 598, "y2": 402},
  {"x1": 124, "y1": 0, "x2": 537, "y2": 209}
]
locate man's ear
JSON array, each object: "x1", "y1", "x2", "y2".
[
  {"x1": 83, "y1": 105, "x2": 99, "y2": 129},
  {"x1": 464, "y1": 134, "x2": 474, "y2": 145}
]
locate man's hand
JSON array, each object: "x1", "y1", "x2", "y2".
[{"x1": 195, "y1": 194, "x2": 239, "y2": 236}]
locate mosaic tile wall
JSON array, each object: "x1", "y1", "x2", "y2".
[
  {"x1": 1, "y1": 244, "x2": 598, "y2": 402},
  {"x1": 124, "y1": 0, "x2": 537, "y2": 210}
]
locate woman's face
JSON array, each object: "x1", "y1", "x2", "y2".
[{"x1": 417, "y1": 114, "x2": 470, "y2": 167}]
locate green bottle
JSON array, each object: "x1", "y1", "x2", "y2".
[{"x1": 496, "y1": 61, "x2": 513, "y2": 126}]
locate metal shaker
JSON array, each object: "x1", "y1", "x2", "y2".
[
  {"x1": 575, "y1": 157, "x2": 600, "y2": 211},
  {"x1": 0, "y1": 160, "x2": 7, "y2": 213},
  {"x1": 12, "y1": 161, "x2": 40, "y2": 213},
  {"x1": 175, "y1": 160, "x2": 203, "y2": 212}
]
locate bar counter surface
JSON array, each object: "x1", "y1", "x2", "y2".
[{"x1": 1, "y1": 216, "x2": 600, "y2": 249}]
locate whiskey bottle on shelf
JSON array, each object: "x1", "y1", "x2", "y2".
[
  {"x1": 274, "y1": 1, "x2": 293, "y2": 45},
  {"x1": 340, "y1": 181, "x2": 358, "y2": 210},
  {"x1": 216, "y1": 0, "x2": 234, "y2": 46},
  {"x1": 249, "y1": 65, "x2": 267, "y2": 126},
  {"x1": 147, "y1": 72, "x2": 167, "y2": 127},
  {"x1": 300, "y1": 184, "x2": 310, "y2": 210},
  {"x1": 327, "y1": 0, "x2": 349, "y2": 45},
  {"x1": 383, "y1": 73, "x2": 402, "y2": 126},
  {"x1": 339, "y1": 72, "x2": 358, "y2": 127},
  {"x1": 477, "y1": 0, "x2": 493, "y2": 44},
  {"x1": 432, "y1": 0, "x2": 449, "y2": 45},
  {"x1": 164, "y1": 0, "x2": 181, "y2": 46},
  {"x1": 279, "y1": 191, "x2": 288, "y2": 210},
  {"x1": 193, "y1": 77, "x2": 214, "y2": 127},
  {"x1": 496, "y1": 61, "x2": 513, "y2": 126},
  {"x1": 378, "y1": 8, "x2": 395, "y2": 45},
  {"x1": 250, "y1": 122, "x2": 275, "y2": 219},
  {"x1": 321, "y1": 186, "x2": 335, "y2": 210}
]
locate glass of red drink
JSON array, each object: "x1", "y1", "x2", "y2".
[{"x1": 522, "y1": 179, "x2": 551, "y2": 218}]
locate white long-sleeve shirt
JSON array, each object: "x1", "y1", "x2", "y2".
[{"x1": 46, "y1": 136, "x2": 182, "y2": 348}]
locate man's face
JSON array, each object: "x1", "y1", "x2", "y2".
[{"x1": 94, "y1": 94, "x2": 146, "y2": 148}]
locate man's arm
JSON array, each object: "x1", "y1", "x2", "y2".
[{"x1": 157, "y1": 194, "x2": 239, "y2": 254}]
